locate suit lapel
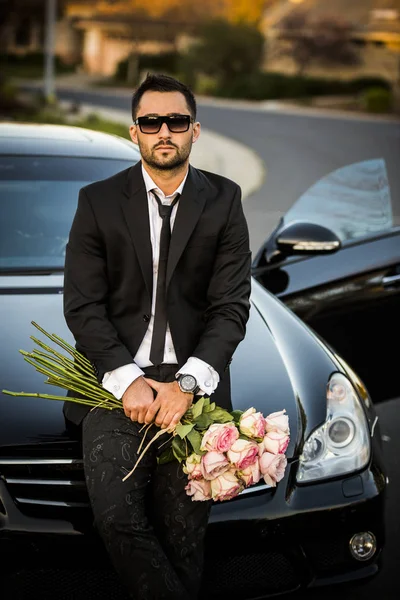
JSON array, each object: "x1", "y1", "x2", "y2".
[
  {"x1": 121, "y1": 162, "x2": 153, "y2": 299},
  {"x1": 166, "y1": 165, "x2": 207, "y2": 289}
]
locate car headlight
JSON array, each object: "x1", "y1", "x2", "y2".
[{"x1": 296, "y1": 372, "x2": 371, "y2": 483}]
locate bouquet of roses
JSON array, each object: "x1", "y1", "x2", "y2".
[
  {"x1": 2, "y1": 322, "x2": 290, "y2": 502},
  {"x1": 179, "y1": 402, "x2": 289, "y2": 502}
]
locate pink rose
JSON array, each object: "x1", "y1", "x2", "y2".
[
  {"x1": 210, "y1": 470, "x2": 243, "y2": 502},
  {"x1": 259, "y1": 452, "x2": 287, "y2": 487},
  {"x1": 185, "y1": 478, "x2": 212, "y2": 501},
  {"x1": 227, "y1": 438, "x2": 259, "y2": 470},
  {"x1": 201, "y1": 451, "x2": 230, "y2": 480},
  {"x1": 239, "y1": 407, "x2": 266, "y2": 439},
  {"x1": 200, "y1": 422, "x2": 239, "y2": 453},
  {"x1": 237, "y1": 460, "x2": 261, "y2": 487},
  {"x1": 265, "y1": 409, "x2": 289, "y2": 435},
  {"x1": 183, "y1": 453, "x2": 203, "y2": 480},
  {"x1": 261, "y1": 430, "x2": 290, "y2": 455}
]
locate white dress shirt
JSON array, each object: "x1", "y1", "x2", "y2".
[{"x1": 102, "y1": 164, "x2": 220, "y2": 399}]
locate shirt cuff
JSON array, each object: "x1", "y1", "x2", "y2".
[
  {"x1": 102, "y1": 363, "x2": 144, "y2": 400},
  {"x1": 176, "y1": 357, "x2": 220, "y2": 396}
]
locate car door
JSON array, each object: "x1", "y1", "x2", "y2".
[{"x1": 252, "y1": 159, "x2": 400, "y2": 403}]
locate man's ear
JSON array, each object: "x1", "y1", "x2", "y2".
[
  {"x1": 192, "y1": 121, "x2": 201, "y2": 144},
  {"x1": 129, "y1": 125, "x2": 138, "y2": 145}
]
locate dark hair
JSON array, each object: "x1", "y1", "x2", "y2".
[{"x1": 131, "y1": 73, "x2": 197, "y2": 121}]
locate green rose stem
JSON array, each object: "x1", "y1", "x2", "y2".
[
  {"x1": 23, "y1": 351, "x2": 96, "y2": 389},
  {"x1": 1, "y1": 322, "x2": 121, "y2": 410},
  {"x1": 31, "y1": 321, "x2": 91, "y2": 365},
  {"x1": 45, "y1": 379, "x2": 120, "y2": 406},
  {"x1": 31, "y1": 321, "x2": 95, "y2": 377},
  {"x1": 26, "y1": 359, "x2": 114, "y2": 406},
  {"x1": 30, "y1": 337, "x2": 96, "y2": 380},
  {"x1": 30, "y1": 345, "x2": 74, "y2": 370},
  {"x1": 1, "y1": 390, "x2": 100, "y2": 407},
  {"x1": 18, "y1": 353, "x2": 118, "y2": 405}
]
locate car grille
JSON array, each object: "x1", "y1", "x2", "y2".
[
  {"x1": 0, "y1": 458, "x2": 90, "y2": 518},
  {"x1": 3, "y1": 551, "x2": 301, "y2": 600},
  {"x1": 3, "y1": 568, "x2": 130, "y2": 600},
  {"x1": 201, "y1": 550, "x2": 300, "y2": 598},
  {"x1": 302, "y1": 538, "x2": 365, "y2": 574},
  {"x1": 0, "y1": 455, "x2": 273, "y2": 519}
]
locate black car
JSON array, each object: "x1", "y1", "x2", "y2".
[
  {"x1": 0, "y1": 123, "x2": 391, "y2": 599},
  {"x1": 252, "y1": 157, "x2": 400, "y2": 405}
]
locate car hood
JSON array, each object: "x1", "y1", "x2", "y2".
[
  {"x1": 230, "y1": 279, "x2": 344, "y2": 459},
  {"x1": 0, "y1": 275, "x2": 77, "y2": 454},
  {"x1": 0, "y1": 276, "x2": 341, "y2": 460}
]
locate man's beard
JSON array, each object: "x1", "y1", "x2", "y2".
[{"x1": 138, "y1": 140, "x2": 192, "y2": 171}]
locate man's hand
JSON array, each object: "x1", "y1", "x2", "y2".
[
  {"x1": 144, "y1": 379, "x2": 193, "y2": 431},
  {"x1": 122, "y1": 376, "x2": 155, "y2": 423}
]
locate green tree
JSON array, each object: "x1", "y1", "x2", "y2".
[{"x1": 183, "y1": 19, "x2": 265, "y2": 87}]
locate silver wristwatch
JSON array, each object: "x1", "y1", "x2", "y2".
[{"x1": 177, "y1": 374, "x2": 200, "y2": 395}]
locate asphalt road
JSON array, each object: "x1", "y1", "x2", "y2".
[
  {"x1": 198, "y1": 103, "x2": 400, "y2": 254},
  {"x1": 24, "y1": 86, "x2": 400, "y2": 597}
]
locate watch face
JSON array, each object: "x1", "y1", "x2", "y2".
[{"x1": 180, "y1": 375, "x2": 197, "y2": 392}]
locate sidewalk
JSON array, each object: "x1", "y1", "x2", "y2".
[{"x1": 59, "y1": 99, "x2": 266, "y2": 201}]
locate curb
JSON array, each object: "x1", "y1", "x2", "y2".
[{"x1": 61, "y1": 101, "x2": 266, "y2": 201}]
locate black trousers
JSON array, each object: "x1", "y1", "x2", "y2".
[{"x1": 82, "y1": 364, "x2": 212, "y2": 600}]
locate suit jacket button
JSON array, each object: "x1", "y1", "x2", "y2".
[{"x1": 143, "y1": 314, "x2": 150, "y2": 323}]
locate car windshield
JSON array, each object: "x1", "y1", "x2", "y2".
[
  {"x1": 283, "y1": 159, "x2": 395, "y2": 242},
  {"x1": 0, "y1": 155, "x2": 138, "y2": 272}
]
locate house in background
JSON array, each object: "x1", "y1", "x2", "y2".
[
  {"x1": 0, "y1": 0, "x2": 82, "y2": 65},
  {"x1": 66, "y1": 9, "x2": 185, "y2": 76},
  {"x1": 65, "y1": 2, "x2": 188, "y2": 76},
  {"x1": 262, "y1": 0, "x2": 400, "y2": 84}
]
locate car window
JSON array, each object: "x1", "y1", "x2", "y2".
[
  {"x1": 283, "y1": 159, "x2": 393, "y2": 242},
  {"x1": 0, "y1": 156, "x2": 138, "y2": 271}
]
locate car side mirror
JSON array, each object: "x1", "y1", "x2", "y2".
[{"x1": 265, "y1": 221, "x2": 341, "y2": 264}]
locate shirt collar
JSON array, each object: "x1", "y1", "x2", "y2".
[{"x1": 141, "y1": 163, "x2": 188, "y2": 199}]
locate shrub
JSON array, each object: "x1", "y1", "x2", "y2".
[
  {"x1": 0, "y1": 75, "x2": 39, "y2": 115},
  {"x1": 194, "y1": 74, "x2": 219, "y2": 96},
  {"x1": 361, "y1": 87, "x2": 393, "y2": 113},
  {"x1": 345, "y1": 76, "x2": 392, "y2": 94},
  {"x1": 0, "y1": 79, "x2": 18, "y2": 104},
  {"x1": 139, "y1": 52, "x2": 179, "y2": 73},
  {"x1": 211, "y1": 72, "x2": 392, "y2": 101},
  {"x1": 76, "y1": 115, "x2": 130, "y2": 139},
  {"x1": 0, "y1": 53, "x2": 76, "y2": 71},
  {"x1": 115, "y1": 52, "x2": 180, "y2": 82}
]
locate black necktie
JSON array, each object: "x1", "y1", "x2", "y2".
[{"x1": 149, "y1": 190, "x2": 180, "y2": 366}]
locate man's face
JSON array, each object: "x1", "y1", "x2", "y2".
[{"x1": 129, "y1": 91, "x2": 200, "y2": 171}]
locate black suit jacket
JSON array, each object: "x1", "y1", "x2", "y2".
[{"x1": 63, "y1": 161, "x2": 251, "y2": 425}]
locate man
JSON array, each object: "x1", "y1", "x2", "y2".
[{"x1": 63, "y1": 73, "x2": 251, "y2": 600}]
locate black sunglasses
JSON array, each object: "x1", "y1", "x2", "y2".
[{"x1": 134, "y1": 115, "x2": 194, "y2": 134}]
